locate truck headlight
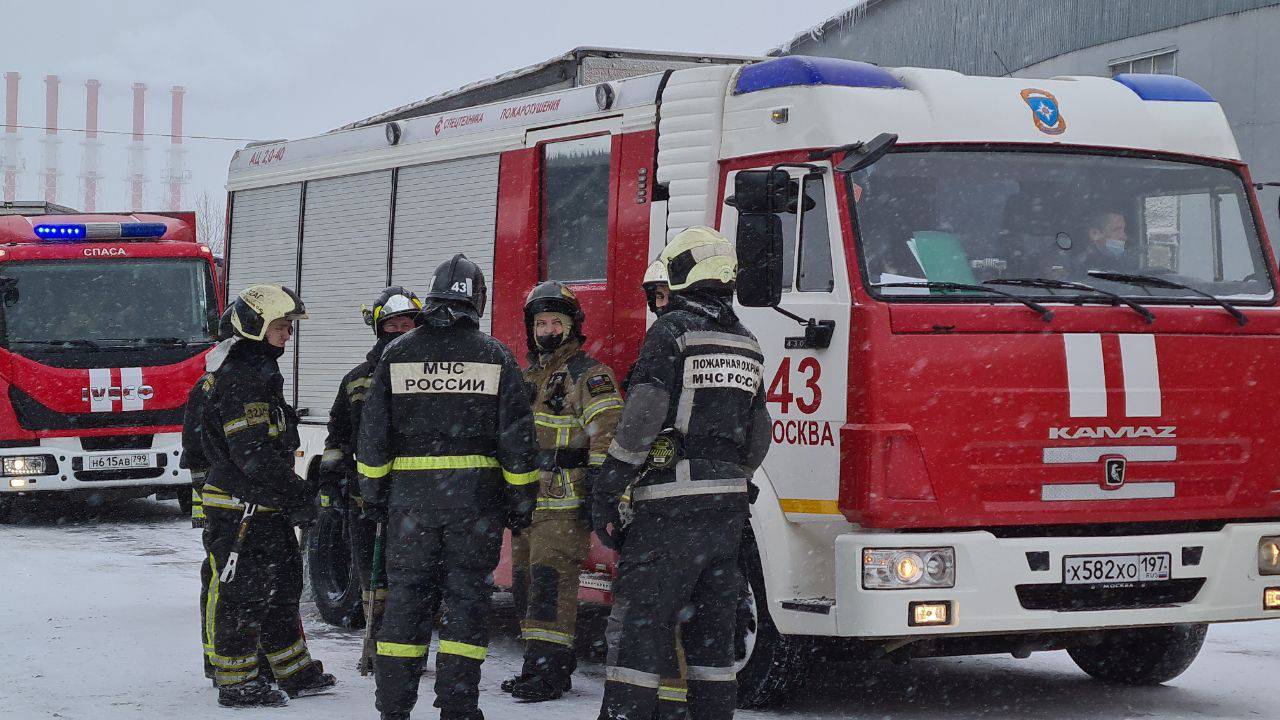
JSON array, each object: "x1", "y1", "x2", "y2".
[
  {"x1": 1259, "y1": 536, "x2": 1280, "y2": 576},
  {"x1": 1, "y1": 455, "x2": 49, "y2": 477},
  {"x1": 863, "y1": 547, "x2": 956, "y2": 589}
]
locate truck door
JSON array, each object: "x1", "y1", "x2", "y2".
[{"x1": 721, "y1": 164, "x2": 850, "y2": 520}]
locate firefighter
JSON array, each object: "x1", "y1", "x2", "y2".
[
  {"x1": 592, "y1": 227, "x2": 772, "y2": 720},
  {"x1": 500, "y1": 281, "x2": 623, "y2": 701},
  {"x1": 358, "y1": 254, "x2": 539, "y2": 720},
  {"x1": 181, "y1": 307, "x2": 234, "y2": 684},
  {"x1": 318, "y1": 285, "x2": 423, "y2": 665},
  {"x1": 642, "y1": 259, "x2": 671, "y2": 315},
  {"x1": 199, "y1": 284, "x2": 336, "y2": 708}
]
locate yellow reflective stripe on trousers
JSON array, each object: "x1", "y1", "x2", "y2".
[
  {"x1": 437, "y1": 640, "x2": 488, "y2": 660},
  {"x1": 521, "y1": 627, "x2": 575, "y2": 646},
  {"x1": 377, "y1": 641, "x2": 428, "y2": 658},
  {"x1": 204, "y1": 553, "x2": 219, "y2": 659},
  {"x1": 357, "y1": 460, "x2": 393, "y2": 479},
  {"x1": 265, "y1": 638, "x2": 306, "y2": 664},
  {"x1": 392, "y1": 455, "x2": 500, "y2": 471}
]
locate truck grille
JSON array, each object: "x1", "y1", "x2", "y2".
[
  {"x1": 9, "y1": 386, "x2": 183, "y2": 431},
  {"x1": 1015, "y1": 578, "x2": 1205, "y2": 611}
]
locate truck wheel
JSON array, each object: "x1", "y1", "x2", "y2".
[
  {"x1": 0, "y1": 496, "x2": 17, "y2": 524},
  {"x1": 306, "y1": 507, "x2": 364, "y2": 628},
  {"x1": 735, "y1": 535, "x2": 811, "y2": 708},
  {"x1": 1068, "y1": 623, "x2": 1207, "y2": 685}
]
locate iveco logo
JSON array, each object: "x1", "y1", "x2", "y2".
[
  {"x1": 1048, "y1": 426, "x2": 1177, "y2": 440},
  {"x1": 82, "y1": 385, "x2": 155, "y2": 403}
]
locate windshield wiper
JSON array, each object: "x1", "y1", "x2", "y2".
[
  {"x1": 986, "y1": 277, "x2": 1155, "y2": 324},
  {"x1": 874, "y1": 281, "x2": 1054, "y2": 322},
  {"x1": 10, "y1": 338, "x2": 103, "y2": 350},
  {"x1": 1087, "y1": 270, "x2": 1247, "y2": 326}
]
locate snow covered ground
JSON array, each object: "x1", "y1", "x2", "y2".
[{"x1": 1, "y1": 497, "x2": 1277, "y2": 720}]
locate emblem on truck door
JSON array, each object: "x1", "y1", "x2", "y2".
[{"x1": 1103, "y1": 457, "x2": 1127, "y2": 488}]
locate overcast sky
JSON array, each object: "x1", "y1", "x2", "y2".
[{"x1": 0, "y1": 0, "x2": 854, "y2": 214}]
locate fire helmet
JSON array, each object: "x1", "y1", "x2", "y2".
[
  {"x1": 362, "y1": 286, "x2": 423, "y2": 336},
  {"x1": 215, "y1": 306, "x2": 236, "y2": 341},
  {"x1": 425, "y1": 253, "x2": 487, "y2": 318},
  {"x1": 523, "y1": 281, "x2": 585, "y2": 353},
  {"x1": 641, "y1": 259, "x2": 669, "y2": 314},
  {"x1": 229, "y1": 284, "x2": 307, "y2": 342},
  {"x1": 659, "y1": 226, "x2": 736, "y2": 293}
]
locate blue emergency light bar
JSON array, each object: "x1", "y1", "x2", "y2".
[
  {"x1": 1112, "y1": 73, "x2": 1215, "y2": 102},
  {"x1": 734, "y1": 56, "x2": 905, "y2": 95},
  {"x1": 32, "y1": 222, "x2": 168, "y2": 241}
]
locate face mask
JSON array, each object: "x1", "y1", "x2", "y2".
[
  {"x1": 535, "y1": 332, "x2": 566, "y2": 352},
  {"x1": 1104, "y1": 238, "x2": 1126, "y2": 256}
]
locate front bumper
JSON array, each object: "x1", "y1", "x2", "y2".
[
  {"x1": 833, "y1": 522, "x2": 1280, "y2": 638},
  {"x1": 0, "y1": 432, "x2": 190, "y2": 494}
]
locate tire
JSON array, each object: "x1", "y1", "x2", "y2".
[
  {"x1": 735, "y1": 534, "x2": 811, "y2": 708},
  {"x1": 1067, "y1": 623, "x2": 1207, "y2": 685},
  {"x1": 306, "y1": 505, "x2": 364, "y2": 628},
  {"x1": 0, "y1": 495, "x2": 17, "y2": 524}
]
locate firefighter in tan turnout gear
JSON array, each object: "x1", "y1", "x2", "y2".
[
  {"x1": 198, "y1": 284, "x2": 337, "y2": 708},
  {"x1": 500, "y1": 281, "x2": 623, "y2": 701}
]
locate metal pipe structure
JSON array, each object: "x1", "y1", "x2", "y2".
[
  {"x1": 2, "y1": 72, "x2": 19, "y2": 202},
  {"x1": 42, "y1": 75, "x2": 60, "y2": 204},
  {"x1": 82, "y1": 79, "x2": 101, "y2": 211},
  {"x1": 166, "y1": 85, "x2": 186, "y2": 210},
  {"x1": 128, "y1": 82, "x2": 147, "y2": 211}
]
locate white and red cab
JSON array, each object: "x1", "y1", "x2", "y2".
[
  {"x1": 225, "y1": 55, "x2": 1280, "y2": 703},
  {"x1": 0, "y1": 211, "x2": 221, "y2": 513}
]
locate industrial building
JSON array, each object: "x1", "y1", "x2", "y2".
[{"x1": 776, "y1": 0, "x2": 1280, "y2": 240}]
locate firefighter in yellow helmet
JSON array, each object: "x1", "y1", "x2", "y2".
[
  {"x1": 501, "y1": 281, "x2": 623, "y2": 701},
  {"x1": 198, "y1": 284, "x2": 336, "y2": 707},
  {"x1": 594, "y1": 227, "x2": 771, "y2": 720}
]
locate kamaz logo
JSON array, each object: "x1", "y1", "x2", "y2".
[
  {"x1": 82, "y1": 385, "x2": 154, "y2": 404},
  {"x1": 1048, "y1": 426, "x2": 1177, "y2": 440}
]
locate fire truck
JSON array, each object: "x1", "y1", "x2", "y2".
[
  {"x1": 224, "y1": 52, "x2": 1280, "y2": 705},
  {"x1": 0, "y1": 205, "x2": 221, "y2": 520}
]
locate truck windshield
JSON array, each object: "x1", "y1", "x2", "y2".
[
  {"x1": 0, "y1": 258, "x2": 217, "y2": 347},
  {"x1": 850, "y1": 149, "x2": 1275, "y2": 303}
]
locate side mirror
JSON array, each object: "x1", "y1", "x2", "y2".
[
  {"x1": 834, "y1": 132, "x2": 898, "y2": 173},
  {"x1": 725, "y1": 169, "x2": 801, "y2": 214},
  {"x1": 735, "y1": 213, "x2": 784, "y2": 307}
]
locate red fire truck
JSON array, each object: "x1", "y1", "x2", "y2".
[
  {"x1": 225, "y1": 53, "x2": 1280, "y2": 706},
  {"x1": 0, "y1": 206, "x2": 221, "y2": 520}
]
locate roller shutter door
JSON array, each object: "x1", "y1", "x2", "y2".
[
  {"x1": 226, "y1": 183, "x2": 303, "y2": 403},
  {"x1": 391, "y1": 155, "x2": 500, "y2": 333},
  {"x1": 295, "y1": 171, "x2": 392, "y2": 419}
]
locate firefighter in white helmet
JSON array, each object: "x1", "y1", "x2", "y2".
[
  {"x1": 593, "y1": 227, "x2": 772, "y2": 720},
  {"x1": 198, "y1": 284, "x2": 336, "y2": 707}
]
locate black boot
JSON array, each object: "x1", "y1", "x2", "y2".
[
  {"x1": 217, "y1": 676, "x2": 289, "y2": 707},
  {"x1": 500, "y1": 673, "x2": 531, "y2": 694},
  {"x1": 509, "y1": 673, "x2": 565, "y2": 702},
  {"x1": 440, "y1": 709, "x2": 484, "y2": 720},
  {"x1": 278, "y1": 660, "x2": 338, "y2": 698},
  {"x1": 381, "y1": 714, "x2": 410, "y2": 720}
]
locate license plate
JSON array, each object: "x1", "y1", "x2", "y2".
[
  {"x1": 1063, "y1": 553, "x2": 1171, "y2": 585},
  {"x1": 84, "y1": 453, "x2": 153, "y2": 471}
]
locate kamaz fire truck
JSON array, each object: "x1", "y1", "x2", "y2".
[
  {"x1": 0, "y1": 206, "x2": 221, "y2": 520},
  {"x1": 224, "y1": 52, "x2": 1280, "y2": 705}
]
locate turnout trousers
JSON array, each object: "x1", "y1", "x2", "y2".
[
  {"x1": 600, "y1": 508, "x2": 745, "y2": 720},
  {"x1": 347, "y1": 500, "x2": 380, "y2": 603},
  {"x1": 203, "y1": 506, "x2": 315, "y2": 687},
  {"x1": 374, "y1": 508, "x2": 504, "y2": 716},
  {"x1": 510, "y1": 512, "x2": 591, "y2": 684}
]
